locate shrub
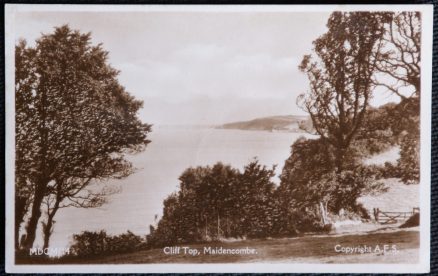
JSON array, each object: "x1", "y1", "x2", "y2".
[
  {"x1": 70, "y1": 230, "x2": 144, "y2": 257},
  {"x1": 278, "y1": 137, "x2": 389, "y2": 233},
  {"x1": 381, "y1": 162, "x2": 403, "y2": 179},
  {"x1": 105, "y1": 231, "x2": 143, "y2": 254},
  {"x1": 70, "y1": 230, "x2": 108, "y2": 257},
  {"x1": 400, "y1": 213, "x2": 419, "y2": 228},
  {"x1": 398, "y1": 132, "x2": 420, "y2": 184},
  {"x1": 149, "y1": 161, "x2": 278, "y2": 246},
  {"x1": 331, "y1": 166, "x2": 387, "y2": 212}
]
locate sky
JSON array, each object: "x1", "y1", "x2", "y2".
[{"x1": 13, "y1": 10, "x2": 397, "y2": 125}]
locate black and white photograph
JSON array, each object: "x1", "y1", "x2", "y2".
[{"x1": 4, "y1": 4, "x2": 432, "y2": 273}]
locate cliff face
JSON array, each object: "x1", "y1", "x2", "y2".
[{"x1": 218, "y1": 115, "x2": 313, "y2": 132}]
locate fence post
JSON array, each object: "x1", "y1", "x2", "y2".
[{"x1": 373, "y1": 208, "x2": 380, "y2": 222}]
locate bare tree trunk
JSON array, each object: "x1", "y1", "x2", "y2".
[
  {"x1": 42, "y1": 203, "x2": 59, "y2": 250},
  {"x1": 204, "y1": 216, "x2": 208, "y2": 239},
  {"x1": 42, "y1": 222, "x2": 52, "y2": 250},
  {"x1": 23, "y1": 73, "x2": 50, "y2": 251},
  {"x1": 217, "y1": 213, "x2": 220, "y2": 239},
  {"x1": 15, "y1": 195, "x2": 28, "y2": 250},
  {"x1": 23, "y1": 179, "x2": 47, "y2": 250},
  {"x1": 335, "y1": 146, "x2": 346, "y2": 173},
  {"x1": 319, "y1": 201, "x2": 328, "y2": 225}
]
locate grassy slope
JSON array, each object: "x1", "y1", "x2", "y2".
[
  {"x1": 359, "y1": 178, "x2": 420, "y2": 213},
  {"x1": 49, "y1": 229, "x2": 418, "y2": 264},
  {"x1": 359, "y1": 147, "x2": 419, "y2": 213}
]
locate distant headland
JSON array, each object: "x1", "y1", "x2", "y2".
[{"x1": 217, "y1": 115, "x2": 313, "y2": 133}]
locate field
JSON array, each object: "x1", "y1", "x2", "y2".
[
  {"x1": 359, "y1": 178, "x2": 419, "y2": 213},
  {"x1": 42, "y1": 228, "x2": 419, "y2": 264},
  {"x1": 360, "y1": 147, "x2": 419, "y2": 213}
]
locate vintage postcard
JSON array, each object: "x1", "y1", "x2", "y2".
[{"x1": 5, "y1": 4, "x2": 432, "y2": 273}]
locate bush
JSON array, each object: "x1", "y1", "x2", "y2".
[
  {"x1": 149, "y1": 161, "x2": 278, "y2": 246},
  {"x1": 280, "y1": 207, "x2": 329, "y2": 235},
  {"x1": 295, "y1": 209, "x2": 328, "y2": 233},
  {"x1": 381, "y1": 162, "x2": 403, "y2": 179},
  {"x1": 70, "y1": 230, "x2": 108, "y2": 257},
  {"x1": 398, "y1": 132, "x2": 420, "y2": 184},
  {"x1": 277, "y1": 138, "x2": 386, "y2": 233},
  {"x1": 332, "y1": 166, "x2": 387, "y2": 212},
  {"x1": 105, "y1": 231, "x2": 144, "y2": 254},
  {"x1": 362, "y1": 135, "x2": 419, "y2": 184},
  {"x1": 70, "y1": 230, "x2": 144, "y2": 257},
  {"x1": 400, "y1": 213, "x2": 419, "y2": 228}
]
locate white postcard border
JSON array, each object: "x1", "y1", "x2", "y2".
[{"x1": 4, "y1": 4, "x2": 433, "y2": 273}]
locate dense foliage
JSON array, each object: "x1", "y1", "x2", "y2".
[
  {"x1": 277, "y1": 137, "x2": 388, "y2": 227},
  {"x1": 148, "y1": 161, "x2": 278, "y2": 246},
  {"x1": 15, "y1": 25, "x2": 151, "y2": 251},
  {"x1": 297, "y1": 12, "x2": 390, "y2": 172},
  {"x1": 147, "y1": 11, "x2": 421, "y2": 247},
  {"x1": 69, "y1": 230, "x2": 146, "y2": 257},
  {"x1": 15, "y1": 11, "x2": 421, "y2": 259}
]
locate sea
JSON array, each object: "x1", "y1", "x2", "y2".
[{"x1": 32, "y1": 125, "x2": 316, "y2": 251}]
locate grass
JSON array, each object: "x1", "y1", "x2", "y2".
[
  {"x1": 359, "y1": 178, "x2": 419, "y2": 213},
  {"x1": 18, "y1": 228, "x2": 419, "y2": 264},
  {"x1": 360, "y1": 147, "x2": 419, "y2": 213}
]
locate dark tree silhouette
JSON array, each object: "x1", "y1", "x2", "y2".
[
  {"x1": 374, "y1": 12, "x2": 421, "y2": 183},
  {"x1": 15, "y1": 25, "x2": 151, "y2": 251},
  {"x1": 40, "y1": 177, "x2": 121, "y2": 250},
  {"x1": 278, "y1": 137, "x2": 387, "y2": 227},
  {"x1": 375, "y1": 12, "x2": 421, "y2": 99},
  {"x1": 236, "y1": 161, "x2": 277, "y2": 238},
  {"x1": 15, "y1": 40, "x2": 38, "y2": 250},
  {"x1": 149, "y1": 160, "x2": 277, "y2": 246},
  {"x1": 295, "y1": 12, "x2": 391, "y2": 221},
  {"x1": 298, "y1": 12, "x2": 389, "y2": 173}
]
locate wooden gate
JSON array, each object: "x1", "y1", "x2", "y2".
[{"x1": 373, "y1": 207, "x2": 419, "y2": 224}]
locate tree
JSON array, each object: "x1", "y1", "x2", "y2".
[
  {"x1": 298, "y1": 12, "x2": 389, "y2": 173},
  {"x1": 40, "y1": 177, "x2": 121, "y2": 250},
  {"x1": 398, "y1": 132, "x2": 420, "y2": 183},
  {"x1": 278, "y1": 137, "x2": 386, "y2": 230},
  {"x1": 375, "y1": 12, "x2": 421, "y2": 100},
  {"x1": 236, "y1": 160, "x2": 277, "y2": 238},
  {"x1": 294, "y1": 12, "x2": 391, "y2": 222},
  {"x1": 69, "y1": 230, "x2": 144, "y2": 257},
  {"x1": 149, "y1": 160, "x2": 278, "y2": 246},
  {"x1": 15, "y1": 40, "x2": 38, "y2": 250},
  {"x1": 15, "y1": 25, "x2": 151, "y2": 251},
  {"x1": 177, "y1": 163, "x2": 241, "y2": 241},
  {"x1": 278, "y1": 137, "x2": 336, "y2": 229},
  {"x1": 374, "y1": 12, "x2": 421, "y2": 183}
]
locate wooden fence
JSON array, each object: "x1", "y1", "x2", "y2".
[{"x1": 373, "y1": 207, "x2": 419, "y2": 224}]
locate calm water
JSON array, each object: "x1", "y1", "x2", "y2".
[{"x1": 34, "y1": 126, "x2": 315, "y2": 250}]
